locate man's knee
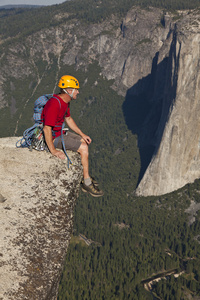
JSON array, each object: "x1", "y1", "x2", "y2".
[{"x1": 78, "y1": 142, "x2": 88, "y2": 155}]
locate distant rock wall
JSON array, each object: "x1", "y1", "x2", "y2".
[
  {"x1": 136, "y1": 13, "x2": 200, "y2": 196},
  {"x1": 0, "y1": 137, "x2": 82, "y2": 300}
]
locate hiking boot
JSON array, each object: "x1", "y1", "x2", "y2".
[
  {"x1": 81, "y1": 182, "x2": 104, "y2": 197},
  {"x1": 90, "y1": 176, "x2": 99, "y2": 186},
  {"x1": 81, "y1": 176, "x2": 99, "y2": 187}
]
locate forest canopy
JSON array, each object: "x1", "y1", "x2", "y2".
[{"x1": 0, "y1": 0, "x2": 199, "y2": 41}]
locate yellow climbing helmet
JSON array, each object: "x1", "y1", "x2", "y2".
[{"x1": 58, "y1": 75, "x2": 80, "y2": 89}]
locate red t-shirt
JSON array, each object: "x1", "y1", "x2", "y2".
[{"x1": 41, "y1": 94, "x2": 70, "y2": 138}]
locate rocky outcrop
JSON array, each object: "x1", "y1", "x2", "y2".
[{"x1": 0, "y1": 137, "x2": 82, "y2": 300}]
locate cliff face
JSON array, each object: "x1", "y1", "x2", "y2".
[
  {"x1": 0, "y1": 7, "x2": 173, "y2": 110},
  {"x1": 0, "y1": 137, "x2": 82, "y2": 300},
  {"x1": 0, "y1": 6, "x2": 200, "y2": 196},
  {"x1": 135, "y1": 12, "x2": 200, "y2": 196}
]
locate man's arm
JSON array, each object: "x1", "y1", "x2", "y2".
[
  {"x1": 66, "y1": 116, "x2": 92, "y2": 144},
  {"x1": 43, "y1": 125, "x2": 66, "y2": 159}
]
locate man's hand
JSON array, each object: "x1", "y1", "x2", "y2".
[
  {"x1": 52, "y1": 149, "x2": 66, "y2": 160},
  {"x1": 43, "y1": 125, "x2": 66, "y2": 160},
  {"x1": 66, "y1": 117, "x2": 92, "y2": 144},
  {"x1": 82, "y1": 134, "x2": 92, "y2": 145}
]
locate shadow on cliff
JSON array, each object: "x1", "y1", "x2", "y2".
[{"x1": 123, "y1": 32, "x2": 180, "y2": 186}]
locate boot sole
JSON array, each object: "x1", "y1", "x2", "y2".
[{"x1": 81, "y1": 187, "x2": 104, "y2": 197}]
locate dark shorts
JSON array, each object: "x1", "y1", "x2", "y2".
[{"x1": 54, "y1": 132, "x2": 82, "y2": 152}]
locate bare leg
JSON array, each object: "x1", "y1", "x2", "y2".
[
  {"x1": 77, "y1": 142, "x2": 90, "y2": 179},
  {"x1": 78, "y1": 142, "x2": 104, "y2": 197}
]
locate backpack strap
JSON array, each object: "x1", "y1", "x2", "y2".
[
  {"x1": 51, "y1": 95, "x2": 61, "y2": 108},
  {"x1": 61, "y1": 121, "x2": 72, "y2": 168}
]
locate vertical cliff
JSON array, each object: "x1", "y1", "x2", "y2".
[
  {"x1": 0, "y1": 137, "x2": 82, "y2": 300},
  {"x1": 135, "y1": 12, "x2": 200, "y2": 196}
]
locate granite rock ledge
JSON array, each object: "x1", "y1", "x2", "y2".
[{"x1": 0, "y1": 137, "x2": 82, "y2": 300}]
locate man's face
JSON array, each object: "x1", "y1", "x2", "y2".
[{"x1": 67, "y1": 88, "x2": 79, "y2": 100}]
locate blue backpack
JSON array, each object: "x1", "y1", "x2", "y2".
[
  {"x1": 16, "y1": 94, "x2": 72, "y2": 167},
  {"x1": 16, "y1": 94, "x2": 53, "y2": 148},
  {"x1": 33, "y1": 94, "x2": 53, "y2": 124}
]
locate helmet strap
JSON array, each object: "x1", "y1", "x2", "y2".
[{"x1": 63, "y1": 88, "x2": 75, "y2": 99}]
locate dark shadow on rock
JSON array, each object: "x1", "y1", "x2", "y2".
[{"x1": 122, "y1": 28, "x2": 180, "y2": 186}]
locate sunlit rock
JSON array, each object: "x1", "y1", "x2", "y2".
[{"x1": 0, "y1": 137, "x2": 82, "y2": 299}]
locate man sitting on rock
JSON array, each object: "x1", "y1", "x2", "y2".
[{"x1": 42, "y1": 75, "x2": 103, "y2": 197}]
